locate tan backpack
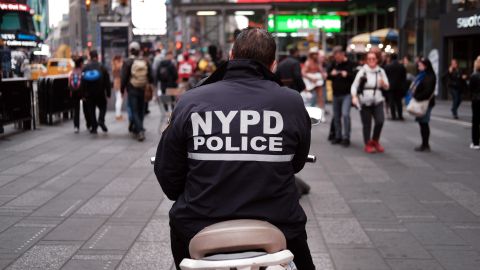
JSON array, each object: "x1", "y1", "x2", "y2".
[{"x1": 130, "y1": 59, "x2": 148, "y2": 88}]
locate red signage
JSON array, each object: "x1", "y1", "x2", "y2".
[
  {"x1": 236, "y1": 0, "x2": 346, "y2": 2},
  {"x1": 0, "y1": 2, "x2": 31, "y2": 12}
]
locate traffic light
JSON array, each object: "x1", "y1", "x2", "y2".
[
  {"x1": 86, "y1": 0, "x2": 91, "y2": 11},
  {"x1": 175, "y1": 41, "x2": 183, "y2": 50}
]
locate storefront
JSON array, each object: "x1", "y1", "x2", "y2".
[{"x1": 440, "y1": 8, "x2": 480, "y2": 98}]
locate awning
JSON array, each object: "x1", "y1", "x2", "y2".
[
  {"x1": 350, "y1": 32, "x2": 371, "y2": 44},
  {"x1": 370, "y1": 28, "x2": 399, "y2": 43}
]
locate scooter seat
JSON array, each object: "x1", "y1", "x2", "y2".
[{"x1": 189, "y1": 219, "x2": 287, "y2": 259}]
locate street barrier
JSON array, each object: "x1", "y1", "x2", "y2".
[
  {"x1": 0, "y1": 78, "x2": 36, "y2": 133},
  {"x1": 37, "y1": 75, "x2": 74, "y2": 125}
]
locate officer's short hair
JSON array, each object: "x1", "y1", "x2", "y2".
[{"x1": 232, "y1": 28, "x2": 276, "y2": 67}]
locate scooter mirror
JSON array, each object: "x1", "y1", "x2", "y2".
[{"x1": 305, "y1": 107, "x2": 325, "y2": 126}]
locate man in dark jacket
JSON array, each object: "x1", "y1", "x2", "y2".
[
  {"x1": 154, "y1": 28, "x2": 315, "y2": 270},
  {"x1": 444, "y1": 58, "x2": 467, "y2": 119},
  {"x1": 82, "y1": 50, "x2": 111, "y2": 134},
  {"x1": 156, "y1": 51, "x2": 178, "y2": 112},
  {"x1": 385, "y1": 54, "x2": 407, "y2": 120},
  {"x1": 275, "y1": 47, "x2": 305, "y2": 92},
  {"x1": 327, "y1": 47, "x2": 355, "y2": 146},
  {"x1": 121, "y1": 42, "x2": 153, "y2": 141}
]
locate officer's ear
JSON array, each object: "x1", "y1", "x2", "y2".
[{"x1": 269, "y1": 60, "x2": 277, "y2": 73}]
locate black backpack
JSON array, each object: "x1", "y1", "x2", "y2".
[{"x1": 158, "y1": 62, "x2": 171, "y2": 82}]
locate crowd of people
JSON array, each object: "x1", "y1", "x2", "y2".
[
  {"x1": 67, "y1": 42, "x2": 221, "y2": 142},
  {"x1": 64, "y1": 36, "x2": 480, "y2": 150},
  {"x1": 275, "y1": 46, "x2": 480, "y2": 152}
]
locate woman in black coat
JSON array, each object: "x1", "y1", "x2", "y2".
[{"x1": 413, "y1": 58, "x2": 436, "y2": 152}]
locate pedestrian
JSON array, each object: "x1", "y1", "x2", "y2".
[
  {"x1": 385, "y1": 54, "x2": 407, "y2": 120},
  {"x1": 444, "y1": 59, "x2": 467, "y2": 119},
  {"x1": 82, "y1": 50, "x2": 111, "y2": 134},
  {"x1": 178, "y1": 51, "x2": 196, "y2": 89},
  {"x1": 154, "y1": 28, "x2": 315, "y2": 270},
  {"x1": 111, "y1": 55, "x2": 124, "y2": 121},
  {"x1": 156, "y1": 51, "x2": 178, "y2": 112},
  {"x1": 275, "y1": 46, "x2": 305, "y2": 93},
  {"x1": 68, "y1": 56, "x2": 90, "y2": 133},
  {"x1": 121, "y1": 42, "x2": 153, "y2": 142},
  {"x1": 470, "y1": 56, "x2": 480, "y2": 150},
  {"x1": 302, "y1": 47, "x2": 325, "y2": 108},
  {"x1": 328, "y1": 47, "x2": 355, "y2": 147},
  {"x1": 411, "y1": 57, "x2": 436, "y2": 152},
  {"x1": 351, "y1": 51, "x2": 390, "y2": 153}
]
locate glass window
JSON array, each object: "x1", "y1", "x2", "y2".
[{"x1": 0, "y1": 12, "x2": 21, "y2": 31}]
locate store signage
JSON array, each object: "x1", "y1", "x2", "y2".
[
  {"x1": 0, "y1": 3, "x2": 30, "y2": 12},
  {"x1": 440, "y1": 9, "x2": 480, "y2": 36},
  {"x1": 457, "y1": 13, "x2": 480, "y2": 29},
  {"x1": 268, "y1": 15, "x2": 341, "y2": 33}
]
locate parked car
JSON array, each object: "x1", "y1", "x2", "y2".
[{"x1": 45, "y1": 58, "x2": 74, "y2": 76}]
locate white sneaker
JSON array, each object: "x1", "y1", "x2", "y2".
[
  {"x1": 74, "y1": 127, "x2": 79, "y2": 134},
  {"x1": 470, "y1": 143, "x2": 480, "y2": 150}
]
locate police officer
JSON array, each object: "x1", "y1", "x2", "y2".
[{"x1": 154, "y1": 28, "x2": 315, "y2": 269}]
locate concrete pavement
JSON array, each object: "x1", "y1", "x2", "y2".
[{"x1": 0, "y1": 99, "x2": 479, "y2": 270}]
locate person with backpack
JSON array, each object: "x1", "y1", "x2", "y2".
[
  {"x1": 68, "y1": 56, "x2": 91, "y2": 133},
  {"x1": 82, "y1": 50, "x2": 111, "y2": 134},
  {"x1": 351, "y1": 51, "x2": 390, "y2": 153},
  {"x1": 156, "y1": 51, "x2": 178, "y2": 112},
  {"x1": 121, "y1": 42, "x2": 153, "y2": 141}
]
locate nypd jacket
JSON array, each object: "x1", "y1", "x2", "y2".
[{"x1": 154, "y1": 59, "x2": 311, "y2": 240}]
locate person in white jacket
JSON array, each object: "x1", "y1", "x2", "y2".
[{"x1": 351, "y1": 51, "x2": 390, "y2": 153}]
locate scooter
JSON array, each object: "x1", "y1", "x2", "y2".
[{"x1": 150, "y1": 107, "x2": 323, "y2": 270}]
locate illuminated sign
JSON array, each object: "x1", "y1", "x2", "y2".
[
  {"x1": 268, "y1": 15, "x2": 341, "y2": 33},
  {"x1": 457, "y1": 13, "x2": 480, "y2": 29},
  {"x1": 0, "y1": 2, "x2": 30, "y2": 12},
  {"x1": 5, "y1": 40, "x2": 38, "y2": 47}
]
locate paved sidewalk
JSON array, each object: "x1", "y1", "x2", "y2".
[{"x1": 0, "y1": 100, "x2": 479, "y2": 270}]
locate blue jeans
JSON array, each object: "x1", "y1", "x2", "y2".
[
  {"x1": 333, "y1": 94, "x2": 351, "y2": 140},
  {"x1": 127, "y1": 90, "x2": 145, "y2": 134},
  {"x1": 450, "y1": 88, "x2": 462, "y2": 117}
]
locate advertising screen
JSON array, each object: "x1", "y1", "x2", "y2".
[{"x1": 268, "y1": 14, "x2": 341, "y2": 33}]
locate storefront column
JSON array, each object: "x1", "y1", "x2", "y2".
[{"x1": 219, "y1": 8, "x2": 226, "y2": 57}]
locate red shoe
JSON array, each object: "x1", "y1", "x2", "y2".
[
  {"x1": 372, "y1": 140, "x2": 385, "y2": 153},
  {"x1": 364, "y1": 141, "x2": 376, "y2": 153}
]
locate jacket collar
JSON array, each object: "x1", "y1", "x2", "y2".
[{"x1": 195, "y1": 59, "x2": 283, "y2": 88}]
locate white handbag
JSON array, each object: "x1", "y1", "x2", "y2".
[{"x1": 406, "y1": 98, "x2": 430, "y2": 117}]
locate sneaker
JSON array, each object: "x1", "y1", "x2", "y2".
[
  {"x1": 341, "y1": 139, "x2": 350, "y2": 147},
  {"x1": 331, "y1": 138, "x2": 342, "y2": 145},
  {"x1": 414, "y1": 145, "x2": 431, "y2": 152},
  {"x1": 470, "y1": 143, "x2": 480, "y2": 150},
  {"x1": 115, "y1": 115, "x2": 124, "y2": 121},
  {"x1": 74, "y1": 127, "x2": 79, "y2": 134},
  {"x1": 90, "y1": 129, "x2": 97, "y2": 134},
  {"x1": 99, "y1": 123, "x2": 108, "y2": 133},
  {"x1": 137, "y1": 131, "x2": 145, "y2": 142},
  {"x1": 364, "y1": 141, "x2": 376, "y2": 153},
  {"x1": 372, "y1": 140, "x2": 384, "y2": 153}
]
